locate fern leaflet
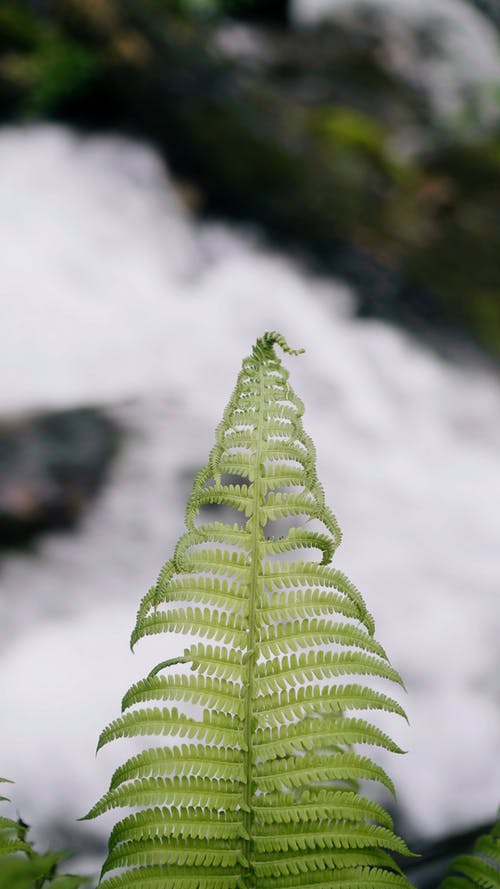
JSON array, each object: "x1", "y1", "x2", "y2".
[
  {"x1": 0, "y1": 779, "x2": 88, "y2": 888},
  {"x1": 439, "y1": 817, "x2": 500, "y2": 889}
]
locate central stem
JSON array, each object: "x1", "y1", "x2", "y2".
[{"x1": 242, "y1": 362, "x2": 266, "y2": 879}]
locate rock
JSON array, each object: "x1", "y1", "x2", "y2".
[{"x1": 0, "y1": 408, "x2": 119, "y2": 548}]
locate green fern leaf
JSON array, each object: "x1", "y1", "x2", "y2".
[
  {"x1": 253, "y1": 683, "x2": 407, "y2": 727},
  {"x1": 98, "y1": 866, "x2": 244, "y2": 889},
  {"x1": 96, "y1": 707, "x2": 243, "y2": 752},
  {"x1": 121, "y1": 674, "x2": 244, "y2": 717},
  {"x1": 109, "y1": 745, "x2": 244, "y2": 790},
  {"x1": 109, "y1": 808, "x2": 246, "y2": 848},
  {"x1": 0, "y1": 782, "x2": 89, "y2": 887},
  {"x1": 87, "y1": 775, "x2": 246, "y2": 820},
  {"x1": 253, "y1": 752, "x2": 396, "y2": 796},
  {"x1": 88, "y1": 332, "x2": 413, "y2": 888},
  {"x1": 440, "y1": 818, "x2": 500, "y2": 889}
]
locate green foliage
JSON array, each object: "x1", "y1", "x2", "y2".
[
  {"x1": 85, "y1": 332, "x2": 414, "y2": 889},
  {"x1": 0, "y1": 0, "x2": 101, "y2": 118},
  {"x1": 0, "y1": 779, "x2": 89, "y2": 889},
  {"x1": 439, "y1": 817, "x2": 500, "y2": 889}
]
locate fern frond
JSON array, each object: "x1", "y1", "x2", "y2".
[
  {"x1": 96, "y1": 707, "x2": 243, "y2": 752},
  {"x1": 98, "y1": 865, "x2": 244, "y2": 889},
  {"x1": 261, "y1": 563, "x2": 374, "y2": 634},
  {"x1": 86, "y1": 775, "x2": 246, "y2": 820},
  {"x1": 109, "y1": 745, "x2": 244, "y2": 790},
  {"x1": 109, "y1": 808, "x2": 246, "y2": 848},
  {"x1": 256, "y1": 866, "x2": 411, "y2": 888},
  {"x1": 254, "y1": 649, "x2": 404, "y2": 695},
  {"x1": 0, "y1": 853, "x2": 64, "y2": 888},
  {"x1": 260, "y1": 587, "x2": 365, "y2": 624},
  {"x1": 253, "y1": 793, "x2": 399, "y2": 832},
  {"x1": 258, "y1": 618, "x2": 388, "y2": 659},
  {"x1": 252, "y1": 827, "x2": 412, "y2": 877},
  {"x1": 261, "y1": 528, "x2": 335, "y2": 565},
  {"x1": 175, "y1": 523, "x2": 252, "y2": 564},
  {"x1": 0, "y1": 782, "x2": 26, "y2": 851},
  {"x1": 253, "y1": 751, "x2": 397, "y2": 796},
  {"x1": 101, "y1": 836, "x2": 246, "y2": 875},
  {"x1": 0, "y1": 815, "x2": 23, "y2": 834},
  {"x1": 440, "y1": 818, "x2": 500, "y2": 889},
  {"x1": 121, "y1": 674, "x2": 244, "y2": 716},
  {"x1": 132, "y1": 605, "x2": 247, "y2": 646},
  {"x1": 185, "y1": 642, "x2": 245, "y2": 682},
  {"x1": 0, "y1": 838, "x2": 33, "y2": 856},
  {"x1": 254, "y1": 715, "x2": 405, "y2": 757},
  {"x1": 143, "y1": 575, "x2": 248, "y2": 611},
  {"x1": 89, "y1": 332, "x2": 413, "y2": 889},
  {"x1": 0, "y1": 782, "x2": 89, "y2": 887}
]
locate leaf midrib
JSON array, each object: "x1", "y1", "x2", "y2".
[{"x1": 242, "y1": 362, "x2": 265, "y2": 877}]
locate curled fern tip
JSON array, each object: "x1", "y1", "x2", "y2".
[{"x1": 253, "y1": 331, "x2": 305, "y2": 359}]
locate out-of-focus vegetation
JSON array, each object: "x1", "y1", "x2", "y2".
[
  {"x1": 0, "y1": 779, "x2": 89, "y2": 888},
  {"x1": 1, "y1": 0, "x2": 499, "y2": 355},
  {"x1": 0, "y1": 2, "x2": 101, "y2": 115},
  {"x1": 439, "y1": 816, "x2": 500, "y2": 889}
]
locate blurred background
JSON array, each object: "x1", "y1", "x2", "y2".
[{"x1": 0, "y1": 0, "x2": 499, "y2": 886}]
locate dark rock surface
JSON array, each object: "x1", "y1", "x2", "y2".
[{"x1": 0, "y1": 407, "x2": 119, "y2": 549}]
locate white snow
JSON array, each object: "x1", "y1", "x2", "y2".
[{"x1": 0, "y1": 126, "x2": 499, "y2": 857}]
